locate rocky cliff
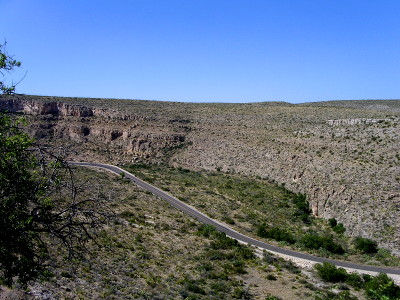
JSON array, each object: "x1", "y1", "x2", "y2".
[{"x1": 0, "y1": 95, "x2": 188, "y2": 163}]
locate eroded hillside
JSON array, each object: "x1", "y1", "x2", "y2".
[{"x1": 1, "y1": 94, "x2": 399, "y2": 254}]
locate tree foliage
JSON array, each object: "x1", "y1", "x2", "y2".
[
  {"x1": 0, "y1": 41, "x2": 22, "y2": 94},
  {"x1": 0, "y1": 113, "x2": 114, "y2": 286}
]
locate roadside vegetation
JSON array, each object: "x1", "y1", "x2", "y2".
[
  {"x1": 124, "y1": 163, "x2": 400, "y2": 267},
  {"x1": 2, "y1": 165, "x2": 398, "y2": 299},
  {"x1": 3, "y1": 167, "x2": 328, "y2": 299},
  {"x1": 314, "y1": 262, "x2": 400, "y2": 300}
]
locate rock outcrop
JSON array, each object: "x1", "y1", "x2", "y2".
[{"x1": 0, "y1": 95, "x2": 188, "y2": 163}]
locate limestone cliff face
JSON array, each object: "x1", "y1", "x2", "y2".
[
  {"x1": 0, "y1": 97, "x2": 93, "y2": 117},
  {"x1": 0, "y1": 95, "x2": 187, "y2": 163}
]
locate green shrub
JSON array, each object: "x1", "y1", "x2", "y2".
[
  {"x1": 301, "y1": 233, "x2": 345, "y2": 254},
  {"x1": 234, "y1": 246, "x2": 255, "y2": 260},
  {"x1": 328, "y1": 218, "x2": 346, "y2": 234},
  {"x1": 266, "y1": 274, "x2": 277, "y2": 281},
  {"x1": 364, "y1": 273, "x2": 400, "y2": 300},
  {"x1": 210, "y1": 232, "x2": 239, "y2": 250},
  {"x1": 224, "y1": 260, "x2": 247, "y2": 274},
  {"x1": 282, "y1": 260, "x2": 301, "y2": 274},
  {"x1": 292, "y1": 193, "x2": 310, "y2": 213},
  {"x1": 314, "y1": 262, "x2": 348, "y2": 283},
  {"x1": 232, "y1": 287, "x2": 247, "y2": 299},
  {"x1": 329, "y1": 218, "x2": 338, "y2": 227},
  {"x1": 257, "y1": 224, "x2": 296, "y2": 244},
  {"x1": 184, "y1": 280, "x2": 206, "y2": 295},
  {"x1": 346, "y1": 273, "x2": 364, "y2": 289},
  {"x1": 332, "y1": 223, "x2": 346, "y2": 234},
  {"x1": 223, "y1": 216, "x2": 235, "y2": 224},
  {"x1": 210, "y1": 280, "x2": 230, "y2": 293},
  {"x1": 354, "y1": 237, "x2": 378, "y2": 254},
  {"x1": 197, "y1": 224, "x2": 217, "y2": 237},
  {"x1": 204, "y1": 249, "x2": 228, "y2": 260},
  {"x1": 292, "y1": 193, "x2": 312, "y2": 223}
]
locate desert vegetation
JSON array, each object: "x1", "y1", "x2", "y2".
[
  {"x1": 0, "y1": 167, "x2": 342, "y2": 299},
  {"x1": 4, "y1": 165, "x2": 396, "y2": 299},
  {"x1": 122, "y1": 163, "x2": 400, "y2": 267}
]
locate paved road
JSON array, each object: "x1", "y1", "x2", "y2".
[{"x1": 69, "y1": 162, "x2": 400, "y2": 276}]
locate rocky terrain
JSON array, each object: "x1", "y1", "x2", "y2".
[{"x1": 1, "y1": 94, "x2": 399, "y2": 254}]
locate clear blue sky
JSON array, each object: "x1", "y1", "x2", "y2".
[{"x1": 1, "y1": 0, "x2": 399, "y2": 103}]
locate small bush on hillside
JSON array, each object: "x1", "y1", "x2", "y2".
[
  {"x1": 314, "y1": 262, "x2": 348, "y2": 283},
  {"x1": 329, "y1": 218, "x2": 338, "y2": 227},
  {"x1": 364, "y1": 273, "x2": 400, "y2": 300},
  {"x1": 328, "y1": 218, "x2": 346, "y2": 234},
  {"x1": 197, "y1": 224, "x2": 254, "y2": 261},
  {"x1": 345, "y1": 273, "x2": 364, "y2": 289},
  {"x1": 354, "y1": 237, "x2": 378, "y2": 254},
  {"x1": 332, "y1": 223, "x2": 346, "y2": 234},
  {"x1": 292, "y1": 193, "x2": 312, "y2": 224},
  {"x1": 301, "y1": 233, "x2": 345, "y2": 254},
  {"x1": 315, "y1": 290, "x2": 358, "y2": 300},
  {"x1": 257, "y1": 224, "x2": 296, "y2": 244},
  {"x1": 210, "y1": 232, "x2": 239, "y2": 250},
  {"x1": 197, "y1": 224, "x2": 217, "y2": 237}
]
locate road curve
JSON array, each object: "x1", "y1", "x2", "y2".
[{"x1": 69, "y1": 161, "x2": 400, "y2": 276}]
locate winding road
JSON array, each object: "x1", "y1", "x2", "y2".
[{"x1": 69, "y1": 162, "x2": 400, "y2": 277}]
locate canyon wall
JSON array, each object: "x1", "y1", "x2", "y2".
[
  {"x1": 1, "y1": 95, "x2": 399, "y2": 253},
  {"x1": 0, "y1": 95, "x2": 188, "y2": 163}
]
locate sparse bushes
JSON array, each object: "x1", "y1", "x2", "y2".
[
  {"x1": 314, "y1": 263, "x2": 400, "y2": 300},
  {"x1": 354, "y1": 237, "x2": 378, "y2": 254},
  {"x1": 210, "y1": 232, "x2": 239, "y2": 250},
  {"x1": 257, "y1": 225, "x2": 346, "y2": 255},
  {"x1": 232, "y1": 287, "x2": 249, "y2": 299},
  {"x1": 197, "y1": 224, "x2": 254, "y2": 261},
  {"x1": 315, "y1": 290, "x2": 358, "y2": 300}
]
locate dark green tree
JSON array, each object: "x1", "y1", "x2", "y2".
[
  {"x1": 354, "y1": 237, "x2": 378, "y2": 254},
  {"x1": 0, "y1": 41, "x2": 22, "y2": 94},
  {"x1": 0, "y1": 113, "x2": 113, "y2": 286}
]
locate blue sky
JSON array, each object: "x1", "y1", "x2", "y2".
[{"x1": 1, "y1": 0, "x2": 399, "y2": 103}]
